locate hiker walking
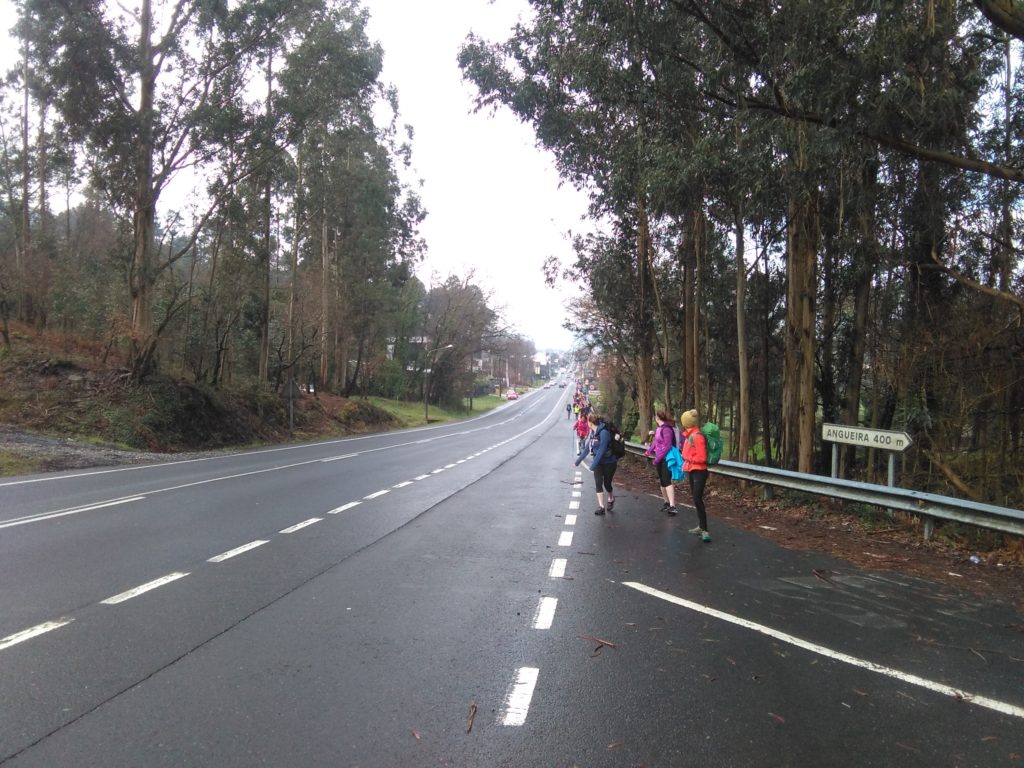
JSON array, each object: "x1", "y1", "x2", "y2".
[
  {"x1": 646, "y1": 410, "x2": 679, "y2": 516},
  {"x1": 573, "y1": 412, "x2": 591, "y2": 455},
  {"x1": 680, "y1": 409, "x2": 711, "y2": 542},
  {"x1": 573, "y1": 412, "x2": 619, "y2": 516},
  {"x1": 566, "y1": 402, "x2": 573, "y2": 420}
]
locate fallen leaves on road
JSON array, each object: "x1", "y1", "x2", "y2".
[
  {"x1": 607, "y1": 740, "x2": 624, "y2": 750},
  {"x1": 411, "y1": 730, "x2": 421, "y2": 740},
  {"x1": 466, "y1": 701, "x2": 477, "y2": 733},
  {"x1": 768, "y1": 712, "x2": 785, "y2": 724}
]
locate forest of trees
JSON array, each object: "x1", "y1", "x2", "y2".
[
  {"x1": 0, "y1": 0, "x2": 536, "y2": 413},
  {"x1": 461, "y1": 0, "x2": 1024, "y2": 505}
]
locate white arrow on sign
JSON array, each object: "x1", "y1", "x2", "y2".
[{"x1": 822, "y1": 423, "x2": 913, "y2": 451}]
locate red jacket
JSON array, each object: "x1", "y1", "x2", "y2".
[
  {"x1": 574, "y1": 417, "x2": 590, "y2": 439},
  {"x1": 681, "y1": 426, "x2": 707, "y2": 472}
]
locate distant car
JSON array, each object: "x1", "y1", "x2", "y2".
[
  {"x1": 558, "y1": 382, "x2": 567, "y2": 388},
  {"x1": 505, "y1": 390, "x2": 519, "y2": 400}
]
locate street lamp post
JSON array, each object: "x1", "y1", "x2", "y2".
[{"x1": 424, "y1": 344, "x2": 454, "y2": 424}]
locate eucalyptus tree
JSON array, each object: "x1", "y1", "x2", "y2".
[{"x1": 28, "y1": 0, "x2": 301, "y2": 380}]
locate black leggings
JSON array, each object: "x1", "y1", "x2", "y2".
[
  {"x1": 688, "y1": 469, "x2": 709, "y2": 529},
  {"x1": 593, "y1": 462, "x2": 617, "y2": 494}
]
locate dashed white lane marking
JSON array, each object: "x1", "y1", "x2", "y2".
[
  {"x1": 393, "y1": 481, "x2": 414, "y2": 489},
  {"x1": 414, "y1": 474, "x2": 431, "y2": 481},
  {"x1": 558, "y1": 531, "x2": 573, "y2": 547},
  {"x1": 565, "y1": 515, "x2": 577, "y2": 526},
  {"x1": 501, "y1": 667, "x2": 540, "y2": 726},
  {"x1": 0, "y1": 618, "x2": 74, "y2": 651},
  {"x1": 571, "y1": 491, "x2": 581, "y2": 498},
  {"x1": 623, "y1": 582, "x2": 1024, "y2": 721},
  {"x1": 101, "y1": 572, "x2": 190, "y2": 604},
  {"x1": 549, "y1": 559, "x2": 567, "y2": 578},
  {"x1": 533, "y1": 597, "x2": 558, "y2": 629},
  {"x1": 568, "y1": 500, "x2": 579, "y2": 510},
  {"x1": 280, "y1": 518, "x2": 322, "y2": 533},
  {"x1": 0, "y1": 496, "x2": 146, "y2": 530},
  {"x1": 431, "y1": 468, "x2": 446, "y2": 474},
  {"x1": 444, "y1": 463, "x2": 457, "y2": 469},
  {"x1": 328, "y1": 501, "x2": 361, "y2": 514},
  {"x1": 208, "y1": 540, "x2": 269, "y2": 563},
  {"x1": 456, "y1": 459, "x2": 466, "y2": 464},
  {"x1": 364, "y1": 490, "x2": 390, "y2": 499}
]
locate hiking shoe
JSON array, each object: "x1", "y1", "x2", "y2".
[
  {"x1": 607, "y1": 497, "x2": 615, "y2": 512},
  {"x1": 667, "y1": 506, "x2": 678, "y2": 516},
  {"x1": 594, "y1": 507, "x2": 606, "y2": 516},
  {"x1": 659, "y1": 501, "x2": 671, "y2": 513},
  {"x1": 688, "y1": 526, "x2": 703, "y2": 535},
  {"x1": 701, "y1": 530, "x2": 712, "y2": 543}
]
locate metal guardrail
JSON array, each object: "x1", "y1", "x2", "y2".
[{"x1": 623, "y1": 443, "x2": 1024, "y2": 538}]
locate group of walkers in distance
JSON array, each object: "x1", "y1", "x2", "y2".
[{"x1": 569, "y1": 384, "x2": 711, "y2": 542}]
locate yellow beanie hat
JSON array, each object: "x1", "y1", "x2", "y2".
[{"x1": 680, "y1": 409, "x2": 699, "y2": 429}]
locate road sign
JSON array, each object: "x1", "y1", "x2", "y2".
[{"x1": 822, "y1": 423, "x2": 913, "y2": 451}]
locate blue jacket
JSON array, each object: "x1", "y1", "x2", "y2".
[{"x1": 574, "y1": 421, "x2": 618, "y2": 470}]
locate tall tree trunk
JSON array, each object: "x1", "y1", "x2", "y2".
[
  {"x1": 319, "y1": 214, "x2": 329, "y2": 392},
  {"x1": 287, "y1": 140, "x2": 303, "y2": 365},
  {"x1": 257, "y1": 51, "x2": 273, "y2": 387},
  {"x1": 19, "y1": 35, "x2": 31, "y2": 324},
  {"x1": 691, "y1": 206, "x2": 705, "y2": 411},
  {"x1": 782, "y1": 189, "x2": 819, "y2": 473},
  {"x1": 129, "y1": 0, "x2": 158, "y2": 381},
  {"x1": 734, "y1": 204, "x2": 750, "y2": 463}
]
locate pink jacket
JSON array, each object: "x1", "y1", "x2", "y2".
[{"x1": 645, "y1": 423, "x2": 676, "y2": 464}]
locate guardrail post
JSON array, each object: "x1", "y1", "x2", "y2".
[{"x1": 923, "y1": 518, "x2": 935, "y2": 540}]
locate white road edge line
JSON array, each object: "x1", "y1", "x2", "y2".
[
  {"x1": 320, "y1": 453, "x2": 357, "y2": 463},
  {"x1": 623, "y1": 581, "x2": 1024, "y2": 721},
  {"x1": 101, "y1": 572, "x2": 190, "y2": 604},
  {"x1": 280, "y1": 518, "x2": 322, "y2": 533},
  {"x1": 533, "y1": 597, "x2": 558, "y2": 630},
  {"x1": 549, "y1": 559, "x2": 567, "y2": 578},
  {"x1": 328, "y1": 501, "x2": 361, "y2": 514},
  {"x1": 208, "y1": 540, "x2": 269, "y2": 563},
  {"x1": 364, "y1": 490, "x2": 390, "y2": 499},
  {"x1": 501, "y1": 667, "x2": 540, "y2": 726},
  {"x1": 0, "y1": 618, "x2": 75, "y2": 651},
  {"x1": 558, "y1": 531, "x2": 574, "y2": 547},
  {"x1": 0, "y1": 496, "x2": 146, "y2": 530}
]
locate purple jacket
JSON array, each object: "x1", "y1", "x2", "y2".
[{"x1": 645, "y1": 423, "x2": 676, "y2": 464}]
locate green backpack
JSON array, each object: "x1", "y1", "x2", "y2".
[{"x1": 689, "y1": 421, "x2": 723, "y2": 465}]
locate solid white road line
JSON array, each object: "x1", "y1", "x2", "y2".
[
  {"x1": 565, "y1": 515, "x2": 577, "y2": 526},
  {"x1": 280, "y1": 518, "x2": 322, "y2": 533},
  {"x1": 623, "y1": 581, "x2": 1024, "y2": 721},
  {"x1": 0, "y1": 618, "x2": 74, "y2": 651},
  {"x1": 0, "y1": 496, "x2": 146, "y2": 530},
  {"x1": 208, "y1": 540, "x2": 269, "y2": 563},
  {"x1": 364, "y1": 490, "x2": 390, "y2": 499},
  {"x1": 558, "y1": 531, "x2": 574, "y2": 547},
  {"x1": 549, "y1": 559, "x2": 567, "y2": 578},
  {"x1": 328, "y1": 501, "x2": 361, "y2": 514},
  {"x1": 533, "y1": 597, "x2": 558, "y2": 630},
  {"x1": 101, "y1": 572, "x2": 190, "y2": 604},
  {"x1": 501, "y1": 667, "x2": 540, "y2": 726}
]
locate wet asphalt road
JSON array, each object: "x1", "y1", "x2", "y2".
[{"x1": 0, "y1": 386, "x2": 1021, "y2": 767}]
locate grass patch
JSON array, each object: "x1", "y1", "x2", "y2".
[
  {"x1": 0, "y1": 451, "x2": 43, "y2": 476},
  {"x1": 364, "y1": 394, "x2": 506, "y2": 427}
]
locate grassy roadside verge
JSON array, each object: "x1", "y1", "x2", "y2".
[{"x1": 364, "y1": 394, "x2": 508, "y2": 427}]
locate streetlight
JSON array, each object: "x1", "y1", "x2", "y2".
[{"x1": 424, "y1": 344, "x2": 454, "y2": 424}]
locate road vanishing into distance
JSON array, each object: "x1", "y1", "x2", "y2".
[{"x1": 1, "y1": 386, "x2": 1021, "y2": 767}]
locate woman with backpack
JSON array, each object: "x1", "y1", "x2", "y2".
[
  {"x1": 680, "y1": 408, "x2": 711, "y2": 542},
  {"x1": 573, "y1": 412, "x2": 619, "y2": 516},
  {"x1": 645, "y1": 410, "x2": 679, "y2": 516},
  {"x1": 573, "y1": 412, "x2": 591, "y2": 455}
]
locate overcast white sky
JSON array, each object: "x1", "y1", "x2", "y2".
[{"x1": 363, "y1": 0, "x2": 591, "y2": 352}]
